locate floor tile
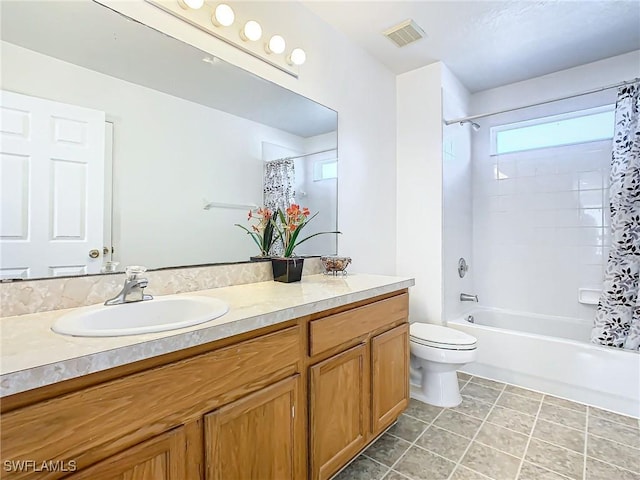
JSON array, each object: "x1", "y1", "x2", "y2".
[
  {"x1": 470, "y1": 376, "x2": 505, "y2": 390},
  {"x1": 588, "y1": 416, "x2": 640, "y2": 448},
  {"x1": 415, "y1": 425, "x2": 471, "y2": 462},
  {"x1": 524, "y1": 438, "x2": 584, "y2": 480},
  {"x1": 461, "y1": 442, "x2": 521, "y2": 479},
  {"x1": 388, "y1": 414, "x2": 429, "y2": 442},
  {"x1": 585, "y1": 457, "x2": 640, "y2": 480},
  {"x1": 382, "y1": 470, "x2": 411, "y2": 480},
  {"x1": 543, "y1": 395, "x2": 587, "y2": 413},
  {"x1": 487, "y1": 406, "x2": 536, "y2": 435},
  {"x1": 451, "y1": 395, "x2": 493, "y2": 420},
  {"x1": 459, "y1": 379, "x2": 468, "y2": 389},
  {"x1": 460, "y1": 382, "x2": 502, "y2": 403},
  {"x1": 450, "y1": 466, "x2": 491, "y2": 480},
  {"x1": 394, "y1": 446, "x2": 456, "y2": 480},
  {"x1": 497, "y1": 392, "x2": 541, "y2": 416},
  {"x1": 458, "y1": 371, "x2": 472, "y2": 381},
  {"x1": 504, "y1": 384, "x2": 543, "y2": 401},
  {"x1": 365, "y1": 433, "x2": 412, "y2": 467},
  {"x1": 404, "y1": 398, "x2": 443, "y2": 423},
  {"x1": 538, "y1": 403, "x2": 586, "y2": 430},
  {"x1": 475, "y1": 422, "x2": 529, "y2": 457},
  {"x1": 587, "y1": 434, "x2": 640, "y2": 472},
  {"x1": 518, "y1": 462, "x2": 570, "y2": 480},
  {"x1": 433, "y1": 410, "x2": 483, "y2": 438},
  {"x1": 589, "y1": 406, "x2": 640, "y2": 429},
  {"x1": 333, "y1": 455, "x2": 389, "y2": 480},
  {"x1": 533, "y1": 419, "x2": 585, "y2": 453}
]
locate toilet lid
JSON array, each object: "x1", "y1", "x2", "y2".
[{"x1": 410, "y1": 323, "x2": 477, "y2": 348}]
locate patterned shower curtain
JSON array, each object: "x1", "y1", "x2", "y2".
[
  {"x1": 263, "y1": 158, "x2": 295, "y2": 256},
  {"x1": 591, "y1": 83, "x2": 640, "y2": 350}
]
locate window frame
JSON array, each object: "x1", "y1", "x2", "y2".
[{"x1": 489, "y1": 104, "x2": 615, "y2": 156}]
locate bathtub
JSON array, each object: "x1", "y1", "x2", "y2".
[{"x1": 448, "y1": 308, "x2": 640, "y2": 418}]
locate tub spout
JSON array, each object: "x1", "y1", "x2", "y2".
[{"x1": 460, "y1": 293, "x2": 478, "y2": 302}]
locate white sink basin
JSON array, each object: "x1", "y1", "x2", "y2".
[{"x1": 52, "y1": 295, "x2": 229, "y2": 337}]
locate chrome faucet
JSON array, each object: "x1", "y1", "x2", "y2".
[
  {"x1": 460, "y1": 293, "x2": 479, "y2": 302},
  {"x1": 104, "y1": 266, "x2": 153, "y2": 306}
]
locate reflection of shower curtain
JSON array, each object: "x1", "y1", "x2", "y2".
[
  {"x1": 264, "y1": 158, "x2": 295, "y2": 255},
  {"x1": 592, "y1": 83, "x2": 640, "y2": 350}
]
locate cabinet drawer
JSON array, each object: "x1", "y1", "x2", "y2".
[
  {"x1": 309, "y1": 293, "x2": 408, "y2": 356},
  {"x1": 1, "y1": 326, "x2": 301, "y2": 480}
]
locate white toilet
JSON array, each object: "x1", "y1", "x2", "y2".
[{"x1": 409, "y1": 323, "x2": 477, "y2": 408}]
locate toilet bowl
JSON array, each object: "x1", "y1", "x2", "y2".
[{"x1": 409, "y1": 323, "x2": 477, "y2": 408}]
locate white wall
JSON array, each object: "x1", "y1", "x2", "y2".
[
  {"x1": 441, "y1": 66, "x2": 474, "y2": 321},
  {"x1": 469, "y1": 51, "x2": 640, "y2": 321},
  {"x1": 396, "y1": 63, "x2": 443, "y2": 323},
  {"x1": 471, "y1": 51, "x2": 640, "y2": 114},
  {"x1": 99, "y1": 0, "x2": 398, "y2": 275},
  {"x1": 1, "y1": 41, "x2": 309, "y2": 268}
]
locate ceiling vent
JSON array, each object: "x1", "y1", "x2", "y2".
[{"x1": 383, "y1": 19, "x2": 426, "y2": 47}]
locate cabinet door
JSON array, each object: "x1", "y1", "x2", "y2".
[
  {"x1": 310, "y1": 343, "x2": 368, "y2": 480},
  {"x1": 67, "y1": 427, "x2": 186, "y2": 480},
  {"x1": 205, "y1": 375, "x2": 302, "y2": 480},
  {"x1": 371, "y1": 324, "x2": 410, "y2": 435}
]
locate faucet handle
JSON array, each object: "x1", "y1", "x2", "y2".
[{"x1": 125, "y1": 265, "x2": 147, "y2": 280}]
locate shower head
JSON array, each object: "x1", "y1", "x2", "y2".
[{"x1": 459, "y1": 120, "x2": 480, "y2": 131}]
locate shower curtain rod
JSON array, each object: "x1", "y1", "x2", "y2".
[
  {"x1": 264, "y1": 148, "x2": 336, "y2": 162},
  {"x1": 444, "y1": 77, "x2": 640, "y2": 125}
]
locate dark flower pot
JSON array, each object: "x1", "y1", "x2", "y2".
[
  {"x1": 271, "y1": 257, "x2": 304, "y2": 283},
  {"x1": 250, "y1": 255, "x2": 272, "y2": 262}
]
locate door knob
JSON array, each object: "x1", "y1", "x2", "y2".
[{"x1": 89, "y1": 249, "x2": 100, "y2": 259}]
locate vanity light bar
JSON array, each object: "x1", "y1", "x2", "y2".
[{"x1": 148, "y1": 1, "x2": 305, "y2": 76}]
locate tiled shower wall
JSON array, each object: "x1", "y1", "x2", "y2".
[{"x1": 472, "y1": 135, "x2": 612, "y2": 322}]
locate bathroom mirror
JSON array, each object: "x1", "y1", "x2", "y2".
[{"x1": 0, "y1": 0, "x2": 338, "y2": 280}]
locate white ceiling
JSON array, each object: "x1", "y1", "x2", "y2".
[{"x1": 303, "y1": 1, "x2": 640, "y2": 92}]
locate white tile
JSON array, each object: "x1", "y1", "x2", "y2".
[
  {"x1": 517, "y1": 158, "x2": 537, "y2": 177},
  {"x1": 498, "y1": 178, "x2": 518, "y2": 195},
  {"x1": 555, "y1": 209, "x2": 580, "y2": 227},
  {"x1": 560, "y1": 227, "x2": 605, "y2": 246},
  {"x1": 579, "y1": 189, "x2": 603, "y2": 208},
  {"x1": 579, "y1": 208, "x2": 604, "y2": 227},
  {"x1": 576, "y1": 246, "x2": 604, "y2": 265},
  {"x1": 550, "y1": 191, "x2": 580, "y2": 210},
  {"x1": 578, "y1": 171, "x2": 603, "y2": 190}
]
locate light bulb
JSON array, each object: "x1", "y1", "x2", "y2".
[
  {"x1": 288, "y1": 48, "x2": 306, "y2": 66},
  {"x1": 177, "y1": 0, "x2": 204, "y2": 9},
  {"x1": 240, "y1": 20, "x2": 262, "y2": 42},
  {"x1": 266, "y1": 35, "x2": 286, "y2": 55},
  {"x1": 212, "y1": 4, "x2": 234, "y2": 27}
]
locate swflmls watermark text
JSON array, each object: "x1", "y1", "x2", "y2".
[{"x1": 3, "y1": 460, "x2": 77, "y2": 473}]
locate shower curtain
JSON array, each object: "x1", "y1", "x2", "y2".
[
  {"x1": 263, "y1": 158, "x2": 295, "y2": 256},
  {"x1": 592, "y1": 83, "x2": 640, "y2": 350}
]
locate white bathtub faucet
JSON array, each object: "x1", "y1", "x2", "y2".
[{"x1": 460, "y1": 293, "x2": 479, "y2": 302}]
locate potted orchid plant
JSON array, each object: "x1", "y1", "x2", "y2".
[
  {"x1": 235, "y1": 207, "x2": 276, "y2": 259},
  {"x1": 270, "y1": 204, "x2": 341, "y2": 283}
]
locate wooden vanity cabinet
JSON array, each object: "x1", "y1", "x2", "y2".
[
  {"x1": 205, "y1": 375, "x2": 304, "y2": 480},
  {"x1": 0, "y1": 289, "x2": 409, "y2": 480},
  {"x1": 309, "y1": 293, "x2": 410, "y2": 480}
]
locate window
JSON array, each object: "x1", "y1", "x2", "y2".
[
  {"x1": 313, "y1": 159, "x2": 337, "y2": 181},
  {"x1": 490, "y1": 106, "x2": 615, "y2": 155}
]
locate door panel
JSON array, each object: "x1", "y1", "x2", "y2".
[
  {"x1": 371, "y1": 324, "x2": 410, "y2": 435},
  {"x1": 68, "y1": 427, "x2": 186, "y2": 480},
  {"x1": 0, "y1": 90, "x2": 105, "y2": 278},
  {"x1": 310, "y1": 343, "x2": 368, "y2": 480},
  {"x1": 205, "y1": 375, "x2": 302, "y2": 480}
]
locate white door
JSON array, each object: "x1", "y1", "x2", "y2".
[{"x1": 0, "y1": 90, "x2": 105, "y2": 279}]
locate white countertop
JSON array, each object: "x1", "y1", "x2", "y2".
[{"x1": 0, "y1": 274, "x2": 414, "y2": 397}]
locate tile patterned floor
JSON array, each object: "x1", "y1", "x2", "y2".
[{"x1": 333, "y1": 373, "x2": 640, "y2": 480}]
